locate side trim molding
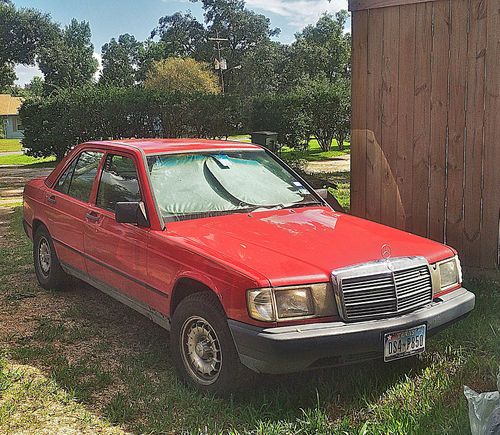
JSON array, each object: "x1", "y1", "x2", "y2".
[
  {"x1": 52, "y1": 238, "x2": 167, "y2": 298},
  {"x1": 61, "y1": 262, "x2": 171, "y2": 330}
]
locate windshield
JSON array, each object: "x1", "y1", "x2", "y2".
[{"x1": 147, "y1": 150, "x2": 320, "y2": 221}]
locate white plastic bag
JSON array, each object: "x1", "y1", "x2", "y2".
[{"x1": 464, "y1": 370, "x2": 500, "y2": 435}]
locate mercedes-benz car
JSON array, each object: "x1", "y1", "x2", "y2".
[{"x1": 23, "y1": 139, "x2": 475, "y2": 394}]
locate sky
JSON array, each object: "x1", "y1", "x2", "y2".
[{"x1": 13, "y1": 0, "x2": 349, "y2": 86}]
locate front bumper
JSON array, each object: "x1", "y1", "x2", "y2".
[{"x1": 229, "y1": 287, "x2": 475, "y2": 374}]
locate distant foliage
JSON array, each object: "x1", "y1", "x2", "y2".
[
  {"x1": 19, "y1": 87, "x2": 243, "y2": 161},
  {"x1": 145, "y1": 58, "x2": 220, "y2": 94},
  {"x1": 249, "y1": 80, "x2": 351, "y2": 151},
  {"x1": 20, "y1": 80, "x2": 350, "y2": 160}
]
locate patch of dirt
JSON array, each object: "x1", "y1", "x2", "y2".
[
  {"x1": 304, "y1": 155, "x2": 350, "y2": 174},
  {"x1": 0, "y1": 166, "x2": 52, "y2": 206}
]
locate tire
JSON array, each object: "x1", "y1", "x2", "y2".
[
  {"x1": 33, "y1": 225, "x2": 68, "y2": 290},
  {"x1": 170, "y1": 291, "x2": 253, "y2": 395}
]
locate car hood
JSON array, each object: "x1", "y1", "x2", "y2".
[{"x1": 167, "y1": 207, "x2": 455, "y2": 287}]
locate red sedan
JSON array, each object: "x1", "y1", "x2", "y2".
[{"x1": 23, "y1": 139, "x2": 475, "y2": 394}]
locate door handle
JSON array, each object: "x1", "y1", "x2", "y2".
[
  {"x1": 85, "y1": 212, "x2": 100, "y2": 222},
  {"x1": 47, "y1": 195, "x2": 56, "y2": 204}
]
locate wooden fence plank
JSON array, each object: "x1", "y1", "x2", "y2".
[
  {"x1": 396, "y1": 4, "x2": 417, "y2": 231},
  {"x1": 481, "y1": 0, "x2": 500, "y2": 269},
  {"x1": 350, "y1": 0, "x2": 439, "y2": 12},
  {"x1": 365, "y1": 8, "x2": 384, "y2": 224},
  {"x1": 411, "y1": 2, "x2": 433, "y2": 237},
  {"x1": 463, "y1": 0, "x2": 487, "y2": 266},
  {"x1": 446, "y1": 0, "x2": 468, "y2": 253},
  {"x1": 380, "y1": 6, "x2": 400, "y2": 228},
  {"x1": 428, "y1": 0, "x2": 451, "y2": 243},
  {"x1": 350, "y1": 10, "x2": 368, "y2": 217}
]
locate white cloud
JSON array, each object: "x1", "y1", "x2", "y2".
[
  {"x1": 14, "y1": 64, "x2": 43, "y2": 87},
  {"x1": 246, "y1": 0, "x2": 348, "y2": 27},
  {"x1": 94, "y1": 52, "x2": 103, "y2": 81}
]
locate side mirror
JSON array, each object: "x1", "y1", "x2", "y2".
[
  {"x1": 314, "y1": 188, "x2": 345, "y2": 213},
  {"x1": 315, "y1": 188, "x2": 328, "y2": 199},
  {"x1": 115, "y1": 202, "x2": 150, "y2": 228}
]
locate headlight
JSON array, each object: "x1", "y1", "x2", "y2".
[
  {"x1": 247, "y1": 283, "x2": 337, "y2": 322},
  {"x1": 438, "y1": 256, "x2": 462, "y2": 290},
  {"x1": 275, "y1": 287, "x2": 314, "y2": 318},
  {"x1": 247, "y1": 288, "x2": 275, "y2": 322}
]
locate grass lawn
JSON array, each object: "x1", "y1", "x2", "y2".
[
  {"x1": 228, "y1": 135, "x2": 350, "y2": 162},
  {"x1": 0, "y1": 154, "x2": 56, "y2": 166},
  {"x1": 281, "y1": 139, "x2": 350, "y2": 162},
  {"x1": 0, "y1": 205, "x2": 498, "y2": 434},
  {"x1": 0, "y1": 138, "x2": 22, "y2": 153}
]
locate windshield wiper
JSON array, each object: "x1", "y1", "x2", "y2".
[
  {"x1": 250, "y1": 202, "x2": 322, "y2": 212},
  {"x1": 280, "y1": 201, "x2": 322, "y2": 209}
]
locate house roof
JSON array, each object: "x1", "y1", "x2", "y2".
[{"x1": 0, "y1": 94, "x2": 23, "y2": 116}]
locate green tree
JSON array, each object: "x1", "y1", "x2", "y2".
[
  {"x1": 38, "y1": 19, "x2": 98, "y2": 91},
  {"x1": 23, "y1": 76, "x2": 45, "y2": 98},
  {"x1": 151, "y1": 0, "x2": 281, "y2": 93},
  {"x1": 300, "y1": 79, "x2": 351, "y2": 151},
  {"x1": 135, "y1": 40, "x2": 167, "y2": 83},
  {"x1": 151, "y1": 12, "x2": 210, "y2": 60},
  {"x1": 233, "y1": 41, "x2": 289, "y2": 96},
  {"x1": 0, "y1": 63, "x2": 16, "y2": 92},
  {"x1": 0, "y1": 2, "x2": 58, "y2": 89},
  {"x1": 145, "y1": 57, "x2": 220, "y2": 94},
  {"x1": 0, "y1": 2, "x2": 58, "y2": 66},
  {"x1": 290, "y1": 11, "x2": 351, "y2": 85},
  {"x1": 100, "y1": 34, "x2": 142, "y2": 86},
  {"x1": 201, "y1": 0, "x2": 280, "y2": 69}
]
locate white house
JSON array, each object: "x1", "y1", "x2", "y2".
[{"x1": 0, "y1": 94, "x2": 24, "y2": 139}]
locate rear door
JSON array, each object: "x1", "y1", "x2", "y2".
[
  {"x1": 83, "y1": 152, "x2": 160, "y2": 309},
  {"x1": 45, "y1": 150, "x2": 104, "y2": 273}
]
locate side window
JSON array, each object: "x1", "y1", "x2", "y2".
[
  {"x1": 66, "y1": 151, "x2": 103, "y2": 202},
  {"x1": 54, "y1": 158, "x2": 78, "y2": 195},
  {"x1": 96, "y1": 154, "x2": 141, "y2": 212}
]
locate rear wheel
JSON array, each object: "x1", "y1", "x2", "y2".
[
  {"x1": 33, "y1": 225, "x2": 68, "y2": 290},
  {"x1": 171, "y1": 291, "x2": 253, "y2": 395}
]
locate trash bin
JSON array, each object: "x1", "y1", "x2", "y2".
[{"x1": 250, "y1": 131, "x2": 279, "y2": 153}]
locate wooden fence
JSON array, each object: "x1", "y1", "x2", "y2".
[{"x1": 349, "y1": 0, "x2": 500, "y2": 272}]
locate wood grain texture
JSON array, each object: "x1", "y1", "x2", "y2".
[
  {"x1": 380, "y1": 6, "x2": 400, "y2": 228},
  {"x1": 411, "y1": 2, "x2": 433, "y2": 237},
  {"x1": 350, "y1": 10, "x2": 368, "y2": 217},
  {"x1": 481, "y1": 0, "x2": 500, "y2": 269},
  {"x1": 365, "y1": 8, "x2": 384, "y2": 224},
  {"x1": 428, "y1": 0, "x2": 451, "y2": 242},
  {"x1": 350, "y1": 0, "x2": 499, "y2": 270},
  {"x1": 349, "y1": 0, "x2": 437, "y2": 12},
  {"x1": 445, "y1": 0, "x2": 468, "y2": 254},
  {"x1": 396, "y1": 5, "x2": 417, "y2": 230},
  {"x1": 463, "y1": 0, "x2": 487, "y2": 266}
]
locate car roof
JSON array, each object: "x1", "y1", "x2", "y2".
[{"x1": 84, "y1": 138, "x2": 261, "y2": 155}]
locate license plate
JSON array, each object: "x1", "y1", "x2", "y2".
[{"x1": 384, "y1": 324, "x2": 426, "y2": 362}]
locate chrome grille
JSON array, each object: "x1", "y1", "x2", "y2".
[{"x1": 332, "y1": 257, "x2": 433, "y2": 321}]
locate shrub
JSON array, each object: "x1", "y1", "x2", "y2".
[
  {"x1": 20, "y1": 86, "x2": 242, "y2": 160},
  {"x1": 19, "y1": 84, "x2": 350, "y2": 160},
  {"x1": 250, "y1": 93, "x2": 310, "y2": 149}
]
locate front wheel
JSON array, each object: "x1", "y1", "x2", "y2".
[
  {"x1": 170, "y1": 291, "x2": 253, "y2": 395},
  {"x1": 33, "y1": 225, "x2": 68, "y2": 290}
]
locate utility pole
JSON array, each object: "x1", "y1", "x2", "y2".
[{"x1": 208, "y1": 31, "x2": 229, "y2": 94}]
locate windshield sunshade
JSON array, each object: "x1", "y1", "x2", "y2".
[{"x1": 148, "y1": 150, "x2": 314, "y2": 220}]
